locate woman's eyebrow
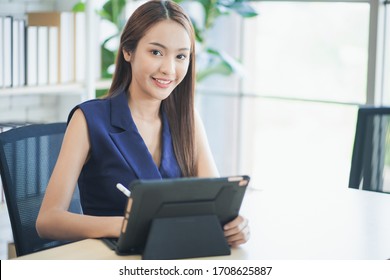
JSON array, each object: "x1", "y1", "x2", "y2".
[{"x1": 149, "y1": 42, "x2": 190, "y2": 51}]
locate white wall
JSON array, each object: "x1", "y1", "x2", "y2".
[{"x1": 0, "y1": 94, "x2": 82, "y2": 123}]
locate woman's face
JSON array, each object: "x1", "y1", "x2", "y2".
[{"x1": 124, "y1": 20, "x2": 191, "y2": 102}]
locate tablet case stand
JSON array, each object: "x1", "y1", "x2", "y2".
[{"x1": 142, "y1": 215, "x2": 230, "y2": 260}]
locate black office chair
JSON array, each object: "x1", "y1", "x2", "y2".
[
  {"x1": 0, "y1": 123, "x2": 82, "y2": 257},
  {"x1": 0, "y1": 122, "x2": 38, "y2": 203},
  {"x1": 349, "y1": 106, "x2": 390, "y2": 194}
]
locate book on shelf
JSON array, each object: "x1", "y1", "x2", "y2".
[
  {"x1": 1, "y1": 16, "x2": 13, "y2": 88},
  {"x1": 27, "y1": 25, "x2": 59, "y2": 85},
  {"x1": 27, "y1": 11, "x2": 86, "y2": 86},
  {"x1": 18, "y1": 19, "x2": 26, "y2": 87},
  {"x1": 1, "y1": 11, "x2": 87, "y2": 91},
  {"x1": 37, "y1": 26, "x2": 49, "y2": 85},
  {"x1": 26, "y1": 26, "x2": 38, "y2": 86},
  {"x1": 48, "y1": 26, "x2": 58, "y2": 85},
  {"x1": 12, "y1": 18, "x2": 19, "y2": 87},
  {"x1": 0, "y1": 16, "x2": 27, "y2": 88},
  {"x1": 12, "y1": 18, "x2": 27, "y2": 87}
]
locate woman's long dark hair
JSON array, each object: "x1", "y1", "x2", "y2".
[{"x1": 108, "y1": 0, "x2": 197, "y2": 177}]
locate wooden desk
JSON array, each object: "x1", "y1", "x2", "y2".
[
  {"x1": 15, "y1": 238, "x2": 250, "y2": 260},
  {"x1": 16, "y1": 186, "x2": 390, "y2": 260}
]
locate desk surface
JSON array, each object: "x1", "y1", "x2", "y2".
[{"x1": 16, "y1": 186, "x2": 390, "y2": 260}]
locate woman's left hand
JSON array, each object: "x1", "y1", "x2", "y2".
[{"x1": 223, "y1": 215, "x2": 250, "y2": 247}]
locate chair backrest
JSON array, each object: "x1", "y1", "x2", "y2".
[
  {"x1": 0, "y1": 123, "x2": 82, "y2": 257},
  {"x1": 349, "y1": 107, "x2": 390, "y2": 194}
]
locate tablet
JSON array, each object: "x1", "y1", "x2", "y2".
[{"x1": 115, "y1": 175, "x2": 250, "y2": 256}]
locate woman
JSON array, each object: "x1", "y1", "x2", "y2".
[{"x1": 36, "y1": 0, "x2": 249, "y2": 248}]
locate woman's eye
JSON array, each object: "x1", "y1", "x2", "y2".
[
  {"x1": 152, "y1": 50, "x2": 162, "y2": 56},
  {"x1": 177, "y1": 54, "x2": 187, "y2": 60}
]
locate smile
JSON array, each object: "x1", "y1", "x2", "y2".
[
  {"x1": 154, "y1": 78, "x2": 171, "y2": 84},
  {"x1": 153, "y1": 78, "x2": 173, "y2": 88}
]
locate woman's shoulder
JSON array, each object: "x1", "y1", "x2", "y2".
[
  {"x1": 79, "y1": 97, "x2": 110, "y2": 111},
  {"x1": 68, "y1": 98, "x2": 111, "y2": 124}
]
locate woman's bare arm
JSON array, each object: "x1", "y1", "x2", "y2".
[{"x1": 36, "y1": 109, "x2": 122, "y2": 240}]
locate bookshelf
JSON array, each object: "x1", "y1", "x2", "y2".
[
  {"x1": 0, "y1": 0, "x2": 97, "y2": 123},
  {"x1": 0, "y1": 83, "x2": 85, "y2": 96}
]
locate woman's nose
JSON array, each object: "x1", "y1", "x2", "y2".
[{"x1": 160, "y1": 57, "x2": 175, "y2": 76}]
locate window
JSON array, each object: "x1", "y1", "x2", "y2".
[
  {"x1": 199, "y1": 1, "x2": 387, "y2": 191},
  {"x1": 242, "y1": 1, "x2": 370, "y2": 104},
  {"x1": 196, "y1": 1, "x2": 389, "y2": 191}
]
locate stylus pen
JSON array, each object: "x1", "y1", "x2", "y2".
[{"x1": 116, "y1": 183, "x2": 131, "y2": 197}]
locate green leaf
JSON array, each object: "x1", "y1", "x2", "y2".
[
  {"x1": 196, "y1": 61, "x2": 233, "y2": 82},
  {"x1": 228, "y1": 2, "x2": 258, "y2": 17},
  {"x1": 102, "y1": 0, "x2": 126, "y2": 28},
  {"x1": 195, "y1": 0, "x2": 219, "y2": 29},
  {"x1": 101, "y1": 46, "x2": 116, "y2": 78},
  {"x1": 191, "y1": 20, "x2": 205, "y2": 43},
  {"x1": 212, "y1": 48, "x2": 245, "y2": 76},
  {"x1": 72, "y1": 2, "x2": 85, "y2": 12},
  {"x1": 97, "y1": 10, "x2": 112, "y2": 22},
  {"x1": 197, "y1": 48, "x2": 245, "y2": 82}
]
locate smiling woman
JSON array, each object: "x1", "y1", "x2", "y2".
[{"x1": 35, "y1": 0, "x2": 250, "y2": 249}]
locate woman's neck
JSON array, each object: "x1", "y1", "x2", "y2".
[{"x1": 128, "y1": 92, "x2": 161, "y2": 122}]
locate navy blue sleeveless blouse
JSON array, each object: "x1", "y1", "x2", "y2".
[{"x1": 67, "y1": 91, "x2": 182, "y2": 216}]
